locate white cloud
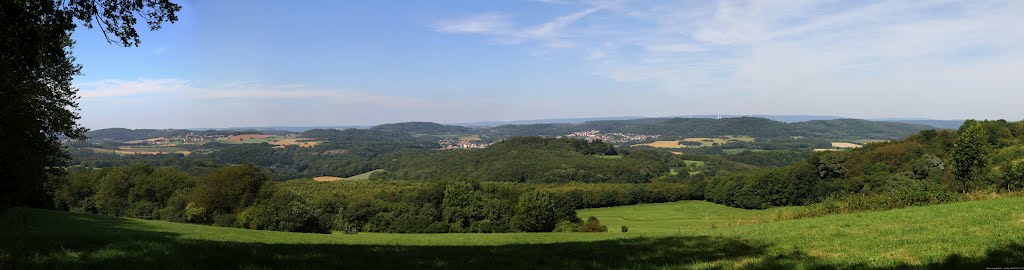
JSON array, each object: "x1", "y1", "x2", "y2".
[
  {"x1": 435, "y1": 0, "x2": 1024, "y2": 119},
  {"x1": 77, "y1": 79, "x2": 421, "y2": 106},
  {"x1": 434, "y1": 4, "x2": 607, "y2": 46},
  {"x1": 435, "y1": 13, "x2": 510, "y2": 34},
  {"x1": 78, "y1": 78, "x2": 189, "y2": 98}
]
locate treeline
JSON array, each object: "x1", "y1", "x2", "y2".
[
  {"x1": 50, "y1": 164, "x2": 702, "y2": 233},
  {"x1": 371, "y1": 137, "x2": 666, "y2": 183},
  {"x1": 693, "y1": 120, "x2": 1024, "y2": 209}
]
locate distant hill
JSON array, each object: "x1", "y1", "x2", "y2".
[
  {"x1": 454, "y1": 116, "x2": 647, "y2": 127},
  {"x1": 873, "y1": 119, "x2": 965, "y2": 129},
  {"x1": 370, "y1": 122, "x2": 473, "y2": 134},
  {"x1": 484, "y1": 117, "x2": 931, "y2": 140}
]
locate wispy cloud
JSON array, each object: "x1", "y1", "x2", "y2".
[
  {"x1": 435, "y1": 0, "x2": 1024, "y2": 118},
  {"x1": 434, "y1": 3, "x2": 608, "y2": 46},
  {"x1": 77, "y1": 79, "x2": 421, "y2": 106},
  {"x1": 436, "y1": 13, "x2": 510, "y2": 34},
  {"x1": 78, "y1": 78, "x2": 189, "y2": 98}
]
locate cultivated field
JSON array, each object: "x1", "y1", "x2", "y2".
[
  {"x1": 269, "y1": 138, "x2": 320, "y2": 148},
  {"x1": 5, "y1": 197, "x2": 1021, "y2": 268},
  {"x1": 830, "y1": 142, "x2": 863, "y2": 148},
  {"x1": 312, "y1": 169, "x2": 384, "y2": 182},
  {"x1": 89, "y1": 147, "x2": 190, "y2": 156},
  {"x1": 813, "y1": 142, "x2": 864, "y2": 152},
  {"x1": 635, "y1": 140, "x2": 686, "y2": 148},
  {"x1": 636, "y1": 136, "x2": 754, "y2": 149}
]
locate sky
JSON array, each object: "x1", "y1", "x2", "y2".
[{"x1": 73, "y1": 0, "x2": 1024, "y2": 129}]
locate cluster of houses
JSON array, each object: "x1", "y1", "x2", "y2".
[
  {"x1": 559, "y1": 130, "x2": 660, "y2": 143},
  {"x1": 436, "y1": 138, "x2": 491, "y2": 150},
  {"x1": 126, "y1": 133, "x2": 226, "y2": 145}
]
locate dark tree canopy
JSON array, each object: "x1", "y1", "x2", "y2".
[{"x1": 0, "y1": 0, "x2": 180, "y2": 207}]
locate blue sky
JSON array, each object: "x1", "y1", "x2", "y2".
[{"x1": 74, "y1": 0, "x2": 1024, "y2": 129}]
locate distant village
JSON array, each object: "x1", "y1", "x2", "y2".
[
  {"x1": 126, "y1": 133, "x2": 226, "y2": 145},
  {"x1": 558, "y1": 130, "x2": 659, "y2": 143},
  {"x1": 436, "y1": 138, "x2": 490, "y2": 150}
]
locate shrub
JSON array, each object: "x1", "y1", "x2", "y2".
[
  {"x1": 621, "y1": 226, "x2": 629, "y2": 233},
  {"x1": 190, "y1": 164, "x2": 270, "y2": 215},
  {"x1": 552, "y1": 217, "x2": 608, "y2": 232},
  {"x1": 511, "y1": 190, "x2": 558, "y2": 232},
  {"x1": 236, "y1": 186, "x2": 330, "y2": 233},
  {"x1": 184, "y1": 202, "x2": 209, "y2": 223}
]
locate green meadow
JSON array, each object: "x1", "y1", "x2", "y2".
[{"x1": 3, "y1": 197, "x2": 1024, "y2": 269}]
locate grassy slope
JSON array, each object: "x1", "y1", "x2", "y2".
[{"x1": 3, "y1": 198, "x2": 1024, "y2": 269}]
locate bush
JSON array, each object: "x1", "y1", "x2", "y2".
[
  {"x1": 190, "y1": 164, "x2": 270, "y2": 215},
  {"x1": 236, "y1": 186, "x2": 330, "y2": 233},
  {"x1": 621, "y1": 226, "x2": 629, "y2": 233},
  {"x1": 552, "y1": 217, "x2": 607, "y2": 232},
  {"x1": 511, "y1": 190, "x2": 558, "y2": 232},
  {"x1": 184, "y1": 202, "x2": 209, "y2": 223}
]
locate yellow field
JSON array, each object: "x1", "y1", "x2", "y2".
[
  {"x1": 269, "y1": 138, "x2": 321, "y2": 148},
  {"x1": 831, "y1": 142, "x2": 862, "y2": 148},
  {"x1": 313, "y1": 176, "x2": 343, "y2": 182},
  {"x1": 89, "y1": 147, "x2": 190, "y2": 156},
  {"x1": 637, "y1": 136, "x2": 754, "y2": 148},
  {"x1": 636, "y1": 140, "x2": 686, "y2": 148}
]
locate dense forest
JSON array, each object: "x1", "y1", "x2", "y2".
[
  {"x1": 695, "y1": 120, "x2": 1024, "y2": 209},
  {"x1": 372, "y1": 137, "x2": 667, "y2": 183}
]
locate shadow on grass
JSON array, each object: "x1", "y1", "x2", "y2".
[{"x1": 2, "y1": 208, "x2": 1023, "y2": 270}]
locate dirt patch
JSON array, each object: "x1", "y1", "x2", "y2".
[
  {"x1": 313, "y1": 176, "x2": 343, "y2": 182},
  {"x1": 831, "y1": 142, "x2": 862, "y2": 148}
]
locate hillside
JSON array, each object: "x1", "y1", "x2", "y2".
[
  {"x1": 4, "y1": 197, "x2": 1022, "y2": 269},
  {"x1": 370, "y1": 122, "x2": 474, "y2": 134},
  {"x1": 372, "y1": 137, "x2": 665, "y2": 183}
]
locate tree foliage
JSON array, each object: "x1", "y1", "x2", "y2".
[{"x1": 0, "y1": 0, "x2": 179, "y2": 207}]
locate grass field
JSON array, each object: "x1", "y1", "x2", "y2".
[
  {"x1": 345, "y1": 169, "x2": 383, "y2": 180},
  {"x1": 722, "y1": 148, "x2": 768, "y2": 155},
  {"x1": 637, "y1": 136, "x2": 755, "y2": 149},
  {"x1": 3, "y1": 198, "x2": 1023, "y2": 269}
]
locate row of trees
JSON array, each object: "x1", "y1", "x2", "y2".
[{"x1": 54, "y1": 164, "x2": 677, "y2": 233}]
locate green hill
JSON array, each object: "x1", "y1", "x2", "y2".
[{"x1": 4, "y1": 197, "x2": 1022, "y2": 269}]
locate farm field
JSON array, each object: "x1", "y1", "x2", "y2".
[
  {"x1": 636, "y1": 136, "x2": 755, "y2": 149},
  {"x1": 312, "y1": 169, "x2": 384, "y2": 182},
  {"x1": 4, "y1": 197, "x2": 1022, "y2": 269},
  {"x1": 635, "y1": 140, "x2": 686, "y2": 148},
  {"x1": 89, "y1": 147, "x2": 190, "y2": 156},
  {"x1": 268, "y1": 137, "x2": 320, "y2": 148}
]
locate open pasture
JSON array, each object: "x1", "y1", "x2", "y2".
[{"x1": 4, "y1": 197, "x2": 1023, "y2": 269}]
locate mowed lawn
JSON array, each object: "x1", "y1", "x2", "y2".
[{"x1": 3, "y1": 198, "x2": 1024, "y2": 269}]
